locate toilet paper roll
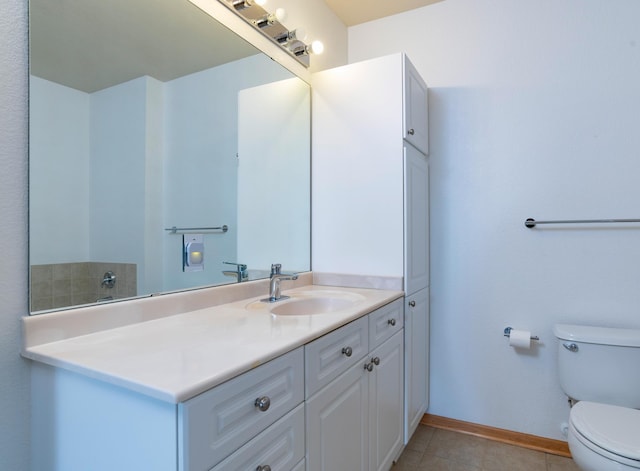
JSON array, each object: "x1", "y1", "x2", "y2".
[{"x1": 509, "y1": 329, "x2": 532, "y2": 349}]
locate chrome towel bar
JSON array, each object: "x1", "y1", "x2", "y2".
[
  {"x1": 525, "y1": 218, "x2": 640, "y2": 228},
  {"x1": 165, "y1": 225, "x2": 228, "y2": 234}
]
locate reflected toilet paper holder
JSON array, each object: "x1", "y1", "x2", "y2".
[{"x1": 504, "y1": 327, "x2": 539, "y2": 341}]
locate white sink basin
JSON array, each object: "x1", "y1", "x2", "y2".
[
  {"x1": 244, "y1": 289, "x2": 366, "y2": 316},
  {"x1": 270, "y1": 297, "x2": 356, "y2": 316}
]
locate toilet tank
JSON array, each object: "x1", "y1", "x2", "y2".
[{"x1": 554, "y1": 324, "x2": 640, "y2": 409}]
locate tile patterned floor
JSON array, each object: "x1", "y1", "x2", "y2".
[{"x1": 394, "y1": 425, "x2": 580, "y2": 471}]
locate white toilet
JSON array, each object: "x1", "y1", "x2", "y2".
[{"x1": 554, "y1": 324, "x2": 640, "y2": 471}]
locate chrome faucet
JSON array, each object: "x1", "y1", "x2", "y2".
[
  {"x1": 223, "y1": 261, "x2": 248, "y2": 283},
  {"x1": 266, "y1": 273, "x2": 299, "y2": 302}
]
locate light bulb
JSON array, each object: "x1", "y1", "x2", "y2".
[
  {"x1": 254, "y1": 0, "x2": 266, "y2": 5},
  {"x1": 274, "y1": 7, "x2": 287, "y2": 23},
  {"x1": 310, "y1": 40, "x2": 324, "y2": 55}
]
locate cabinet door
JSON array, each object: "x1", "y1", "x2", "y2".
[
  {"x1": 403, "y1": 57, "x2": 429, "y2": 154},
  {"x1": 404, "y1": 288, "x2": 430, "y2": 443},
  {"x1": 368, "y1": 331, "x2": 404, "y2": 471},
  {"x1": 404, "y1": 143, "x2": 429, "y2": 295},
  {"x1": 306, "y1": 361, "x2": 369, "y2": 471}
]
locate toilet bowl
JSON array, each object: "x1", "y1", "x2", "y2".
[
  {"x1": 553, "y1": 324, "x2": 640, "y2": 471},
  {"x1": 568, "y1": 401, "x2": 640, "y2": 470}
]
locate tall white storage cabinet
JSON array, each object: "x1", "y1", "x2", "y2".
[{"x1": 312, "y1": 52, "x2": 430, "y2": 446}]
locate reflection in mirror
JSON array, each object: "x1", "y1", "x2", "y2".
[{"x1": 29, "y1": 0, "x2": 310, "y2": 314}]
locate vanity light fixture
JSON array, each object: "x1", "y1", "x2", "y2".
[
  {"x1": 289, "y1": 39, "x2": 324, "y2": 57},
  {"x1": 231, "y1": 0, "x2": 265, "y2": 10},
  {"x1": 253, "y1": 8, "x2": 287, "y2": 28},
  {"x1": 220, "y1": 0, "x2": 323, "y2": 67},
  {"x1": 273, "y1": 28, "x2": 307, "y2": 45}
]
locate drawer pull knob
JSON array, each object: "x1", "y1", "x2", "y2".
[
  {"x1": 364, "y1": 362, "x2": 374, "y2": 372},
  {"x1": 408, "y1": 300, "x2": 416, "y2": 307},
  {"x1": 408, "y1": 128, "x2": 415, "y2": 135},
  {"x1": 388, "y1": 318, "x2": 396, "y2": 326},
  {"x1": 372, "y1": 356, "x2": 380, "y2": 366},
  {"x1": 256, "y1": 466, "x2": 271, "y2": 471},
  {"x1": 255, "y1": 396, "x2": 271, "y2": 412},
  {"x1": 342, "y1": 346, "x2": 353, "y2": 357}
]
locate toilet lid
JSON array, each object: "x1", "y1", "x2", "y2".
[{"x1": 571, "y1": 401, "x2": 640, "y2": 461}]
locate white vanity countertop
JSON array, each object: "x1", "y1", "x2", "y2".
[{"x1": 23, "y1": 285, "x2": 403, "y2": 403}]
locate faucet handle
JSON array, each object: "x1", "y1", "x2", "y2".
[{"x1": 270, "y1": 263, "x2": 282, "y2": 277}]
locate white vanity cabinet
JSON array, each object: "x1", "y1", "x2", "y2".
[
  {"x1": 312, "y1": 52, "x2": 430, "y2": 445},
  {"x1": 31, "y1": 347, "x2": 305, "y2": 471},
  {"x1": 306, "y1": 298, "x2": 404, "y2": 471},
  {"x1": 179, "y1": 348, "x2": 304, "y2": 470}
]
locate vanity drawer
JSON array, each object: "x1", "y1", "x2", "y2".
[
  {"x1": 369, "y1": 298, "x2": 404, "y2": 349},
  {"x1": 210, "y1": 403, "x2": 305, "y2": 471},
  {"x1": 305, "y1": 316, "x2": 368, "y2": 398},
  {"x1": 179, "y1": 348, "x2": 304, "y2": 471}
]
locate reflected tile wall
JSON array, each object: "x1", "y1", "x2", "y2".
[{"x1": 31, "y1": 262, "x2": 137, "y2": 312}]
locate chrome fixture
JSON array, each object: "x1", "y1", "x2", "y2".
[
  {"x1": 525, "y1": 217, "x2": 640, "y2": 228},
  {"x1": 273, "y1": 28, "x2": 306, "y2": 45},
  {"x1": 270, "y1": 263, "x2": 281, "y2": 277},
  {"x1": 230, "y1": 0, "x2": 264, "y2": 10},
  {"x1": 223, "y1": 261, "x2": 248, "y2": 282},
  {"x1": 165, "y1": 225, "x2": 228, "y2": 234},
  {"x1": 101, "y1": 271, "x2": 116, "y2": 288},
  {"x1": 218, "y1": 0, "x2": 323, "y2": 67},
  {"x1": 503, "y1": 326, "x2": 539, "y2": 341},
  {"x1": 262, "y1": 272, "x2": 298, "y2": 302}
]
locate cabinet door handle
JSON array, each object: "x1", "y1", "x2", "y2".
[
  {"x1": 371, "y1": 356, "x2": 380, "y2": 366},
  {"x1": 408, "y1": 128, "x2": 415, "y2": 135},
  {"x1": 387, "y1": 318, "x2": 396, "y2": 326},
  {"x1": 409, "y1": 300, "x2": 416, "y2": 307},
  {"x1": 341, "y1": 346, "x2": 353, "y2": 357},
  {"x1": 364, "y1": 362, "x2": 374, "y2": 372},
  {"x1": 254, "y1": 396, "x2": 271, "y2": 412},
  {"x1": 256, "y1": 466, "x2": 271, "y2": 471}
]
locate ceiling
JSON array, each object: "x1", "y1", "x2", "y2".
[
  {"x1": 30, "y1": 0, "x2": 260, "y2": 93},
  {"x1": 323, "y1": 0, "x2": 444, "y2": 26}
]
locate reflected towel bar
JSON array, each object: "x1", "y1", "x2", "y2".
[
  {"x1": 165, "y1": 225, "x2": 229, "y2": 234},
  {"x1": 525, "y1": 218, "x2": 640, "y2": 228}
]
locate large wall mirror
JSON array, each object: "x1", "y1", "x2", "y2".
[{"x1": 29, "y1": 0, "x2": 311, "y2": 314}]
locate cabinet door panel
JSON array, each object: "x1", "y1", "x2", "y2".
[
  {"x1": 211, "y1": 404, "x2": 305, "y2": 471},
  {"x1": 369, "y1": 331, "x2": 404, "y2": 471},
  {"x1": 404, "y1": 288, "x2": 430, "y2": 443},
  {"x1": 403, "y1": 57, "x2": 429, "y2": 154},
  {"x1": 404, "y1": 144, "x2": 429, "y2": 295},
  {"x1": 306, "y1": 361, "x2": 369, "y2": 471}
]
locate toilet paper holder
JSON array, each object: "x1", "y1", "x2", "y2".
[{"x1": 504, "y1": 327, "x2": 539, "y2": 341}]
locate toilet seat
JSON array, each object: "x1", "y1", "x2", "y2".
[{"x1": 570, "y1": 401, "x2": 640, "y2": 468}]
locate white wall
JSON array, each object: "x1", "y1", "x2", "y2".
[
  {"x1": 0, "y1": 0, "x2": 29, "y2": 467},
  {"x1": 163, "y1": 54, "x2": 294, "y2": 290},
  {"x1": 349, "y1": 0, "x2": 640, "y2": 440},
  {"x1": 30, "y1": 77, "x2": 90, "y2": 264},
  {"x1": 237, "y1": 77, "x2": 311, "y2": 272}
]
